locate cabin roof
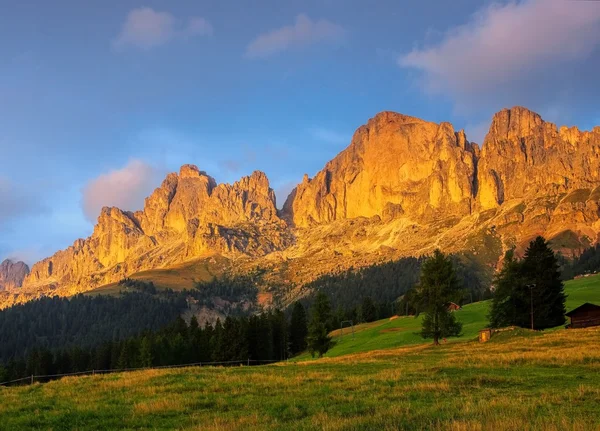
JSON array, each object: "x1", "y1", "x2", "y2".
[{"x1": 565, "y1": 302, "x2": 600, "y2": 317}]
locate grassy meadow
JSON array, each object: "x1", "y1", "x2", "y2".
[
  {"x1": 1, "y1": 275, "x2": 599, "y2": 430},
  {"x1": 0, "y1": 326, "x2": 599, "y2": 430},
  {"x1": 296, "y1": 274, "x2": 600, "y2": 360}
]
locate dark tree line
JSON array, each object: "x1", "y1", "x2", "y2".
[
  {"x1": 301, "y1": 254, "x2": 491, "y2": 327},
  {"x1": 559, "y1": 243, "x2": 600, "y2": 280},
  {"x1": 0, "y1": 292, "x2": 185, "y2": 364},
  {"x1": 0, "y1": 305, "x2": 312, "y2": 383}
]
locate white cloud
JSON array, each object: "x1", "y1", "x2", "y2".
[
  {"x1": 398, "y1": 0, "x2": 600, "y2": 112},
  {"x1": 186, "y1": 17, "x2": 213, "y2": 37},
  {"x1": 113, "y1": 7, "x2": 213, "y2": 51},
  {"x1": 309, "y1": 127, "x2": 349, "y2": 145},
  {"x1": 81, "y1": 160, "x2": 163, "y2": 222},
  {"x1": 245, "y1": 14, "x2": 344, "y2": 58}
]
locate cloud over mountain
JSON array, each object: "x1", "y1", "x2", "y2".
[
  {"x1": 246, "y1": 14, "x2": 344, "y2": 58},
  {"x1": 113, "y1": 7, "x2": 213, "y2": 51},
  {"x1": 399, "y1": 0, "x2": 600, "y2": 116},
  {"x1": 81, "y1": 160, "x2": 163, "y2": 222}
]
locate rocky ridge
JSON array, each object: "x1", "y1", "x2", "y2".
[
  {"x1": 0, "y1": 260, "x2": 29, "y2": 291},
  {"x1": 3, "y1": 106, "x2": 600, "y2": 308}
]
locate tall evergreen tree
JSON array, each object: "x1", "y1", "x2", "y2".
[
  {"x1": 307, "y1": 292, "x2": 333, "y2": 357},
  {"x1": 489, "y1": 237, "x2": 566, "y2": 330},
  {"x1": 489, "y1": 250, "x2": 524, "y2": 328},
  {"x1": 361, "y1": 297, "x2": 377, "y2": 323},
  {"x1": 311, "y1": 291, "x2": 333, "y2": 332},
  {"x1": 289, "y1": 302, "x2": 308, "y2": 355},
  {"x1": 414, "y1": 250, "x2": 463, "y2": 345},
  {"x1": 521, "y1": 237, "x2": 566, "y2": 329}
]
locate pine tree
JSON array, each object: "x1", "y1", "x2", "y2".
[
  {"x1": 521, "y1": 236, "x2": 567, "y2": 329},
  {"x1": 289, "y1": 302, "x2": 308, "y2": 355},
  {"x1": 311, "y1": 291, "x2": 333, "y2": 332},
  {"x1": 489, "y1": 237, "x2": 567, "y2": 330},
  {"x1": 138, "y1": 336, "x2": 153, "y2": 367},
  {"x1": 414, "y1": 250, "x2": 463, "y2": 345},
  {"x1": 490, "y1": 249, "x2": 525, "y2": 328},
  {"x1": 307, "y1": 292, "x2": 333, "y2": 357},
  {"x1": 361, "y1": 296, "x2": 377, "y2": 322},
  {"x1": 306, "y1": 321, "x2": 332, "y2": 358}
]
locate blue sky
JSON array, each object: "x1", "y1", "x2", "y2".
[{"x1": 1, "y1": 0, "x2": 600, "y2": 264}]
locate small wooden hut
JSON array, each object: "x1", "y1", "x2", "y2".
[{"x1": 565, "y1": 303, "x2": 600, "y2": 328}]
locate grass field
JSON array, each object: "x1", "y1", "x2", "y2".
[
  {"x1": 294, "y1": 275, "x2": 600, "y2": 360},
  {"x1": 0, "y1": 326, "x2": 599, "y2": 430},
  {"x1": 1, "y1": 276, "x2": 599, "y2": 430}
]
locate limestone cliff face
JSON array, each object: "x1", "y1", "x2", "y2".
[
  {"x1": 0, "y1": 260, "x2": 29, "y2": 291},
  {"x1": 477, "y1": 107, "x2": 600, "y2": 209},
  {"x1": 22, "y1": 166, "x2": 291, "y2": 295},
  {"x1": 284, "y1": 107, "x2": 600, "y2": 261},
  {"x1": 283, "y1": 112, "x2": 478, "y2": 227},
  {"x1": 7, "y1": 106, "x2": 600, "y2": 309}
]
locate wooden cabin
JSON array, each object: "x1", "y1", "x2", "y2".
[{"x1": 565, "y1": 303, "x2": 600, "y2": 328}]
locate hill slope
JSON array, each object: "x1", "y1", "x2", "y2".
[
  {"x1": 1, "y1": 326, "x2": 598, "y2": 430},
  {"x1": 298, "y1": 274, "x2": 600, "y2": 359}
]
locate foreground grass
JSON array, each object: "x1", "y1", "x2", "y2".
[
  {"x1": 1, "y1": 327, "x2": 599, "y2": 430},
  {"x1": 296, "y1": 275, "x2": 600, "y2": 360}
]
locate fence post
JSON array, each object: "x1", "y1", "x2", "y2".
[
  {"x1": 31, "y1": 375, "x2": 34, "y2": 385},
  {"x1": 93, "y1": 369, "x2": 95, "y2": 376},
  {"x1": 247, "y1": 358, "x2": 250, "y2": 366}
]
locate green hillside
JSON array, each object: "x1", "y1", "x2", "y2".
[
  {"x1": 1, "y1": 326, "x2": 599, "y2": 430},
  {"x1": 297, "y1": 274, "x2": 600, "y2": 360}
]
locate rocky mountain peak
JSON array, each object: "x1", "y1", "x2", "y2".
[
  {"x1": 486, "y1": 106, "x2": 544, "y2": 142},
  {"x1": 6, "y1": 108, "x2": 600, "y2": 310},
  {"x1": 18, "y1": 166, "x2": 290, "y2": 299},
  {"x1": 284, "y1": 111, "x2": 477, "y2": 227},
  {"x1": 0, "y1": 259, "x2": 29, "y2": 291}
]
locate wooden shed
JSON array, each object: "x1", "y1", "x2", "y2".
[{"x1": 565, "y1": 303, "x2": 600, "y2": 328}]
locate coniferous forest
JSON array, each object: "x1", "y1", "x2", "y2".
[{"x1": 0, "y1": 241, "x2": 578, "y2": 384}]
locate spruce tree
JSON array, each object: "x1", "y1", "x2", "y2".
[
  {"x1": 489, "y1": 237, "x2": 566, "y2": 330},
  {"x1": 289, "y1": 302, "x2": 308, "y2": 355},
  {"x1": 307, "y1": 292, "x2": 333, "y2": 357},
  {"x1": 521, "y1": 236, "x2": 566, "y2": 329},
  {"x1": 361, "y1": 296, "x2": 377, "y2": 322},
  {"x1": 414, "y1": 250, "x2": 462, "y2": 345},
  {"x1": 489, "y1": 249, "x2": 524, "y2": 328}
]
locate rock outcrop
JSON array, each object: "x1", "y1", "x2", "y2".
[
  {"x1": 0, "y1": 260, "x2": 29, "y2": 291},
  {"x1": 22, "y1": 166, "x2": 291, "y2": 297},
  {"x1": 5, "y1": 106, "x2": 600, "y2": 308},
  {"x1": 283, "y1": 111, "x2": 477, "y2": 226},
  {"x1": 283, "y1": 107, "x2": 600, "y2": 262}
]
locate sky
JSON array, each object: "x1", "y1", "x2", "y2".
[{"x1": 2, "y1": 0, "x2": 600, "y2": 265}]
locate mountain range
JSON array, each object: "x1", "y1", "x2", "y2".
[{"x1": 3, "y1": 106, "x2": 600, "y2": 309}]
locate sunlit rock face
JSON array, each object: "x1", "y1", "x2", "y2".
[
  {"x1": 476, "y1": 107, "x2": 600, "y2": 210},
  {"x1": 0, "y1": 260, "x2": 29, "y2": 291},
  {"x1": 6, "y1": 106, "x2": 600, "y2": 309},
  {"x1": 21, "y1": 166, "x2": 291, "y2": 298},
  {"x1": 283, "y1": 111, "x2": 478, "y2": 227}
]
